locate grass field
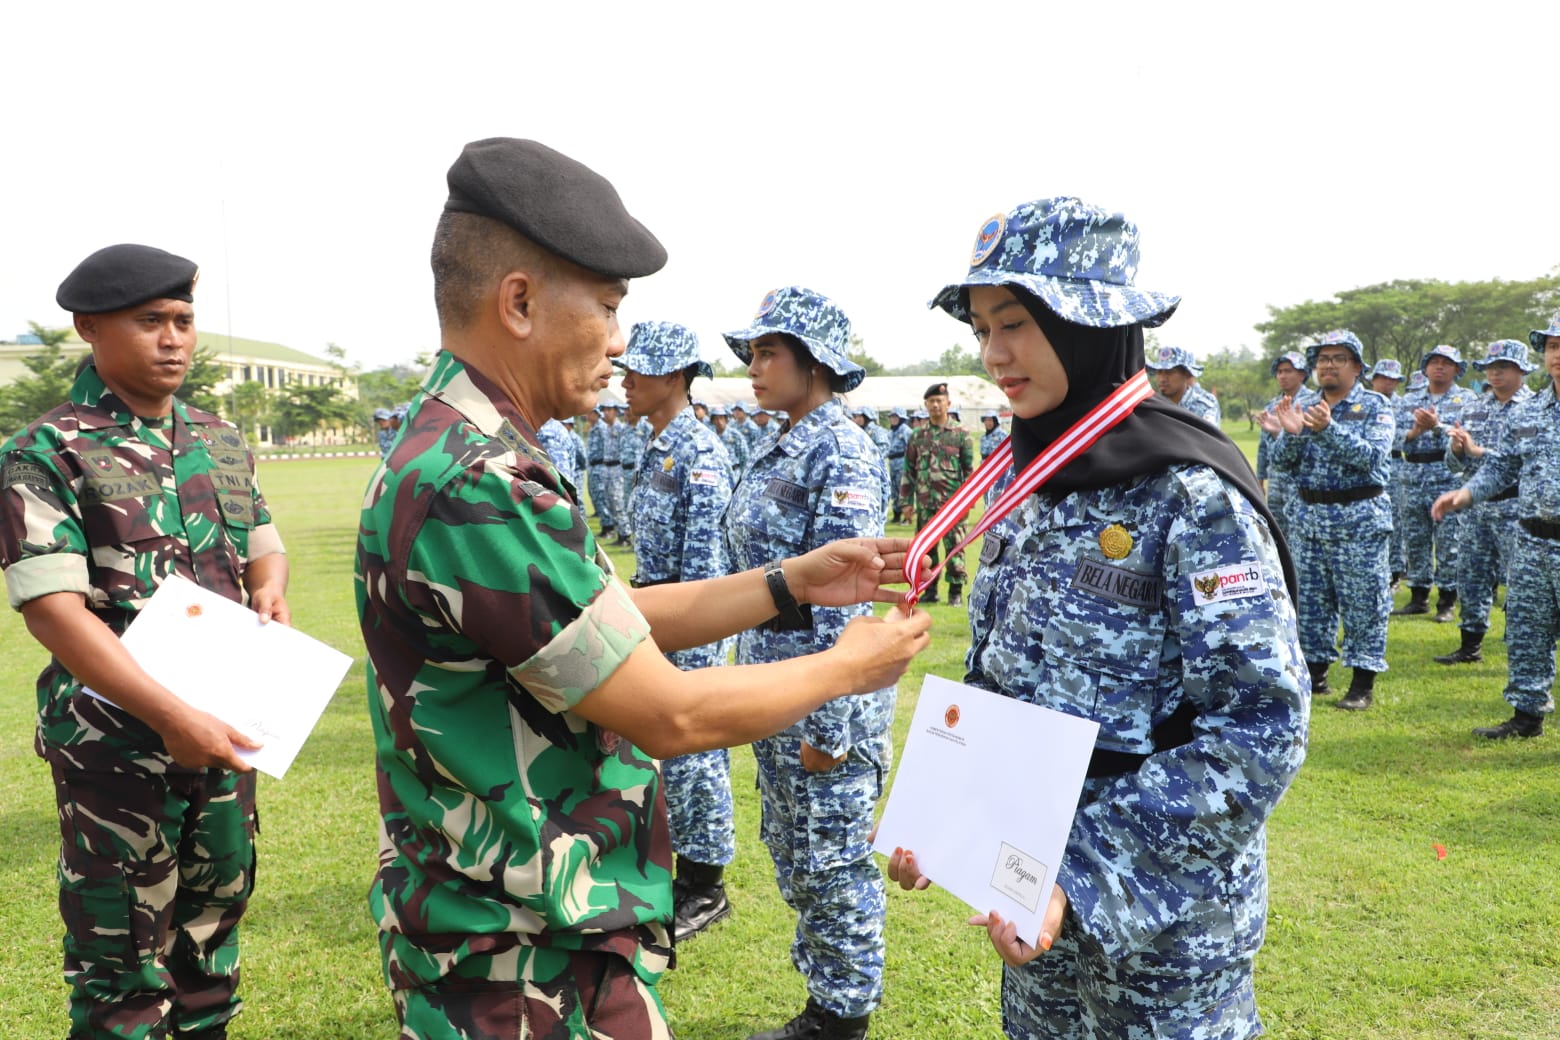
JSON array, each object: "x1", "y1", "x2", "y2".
[{"x1": 2, "y1": 430, "x2": 1558, "y2": 1039}]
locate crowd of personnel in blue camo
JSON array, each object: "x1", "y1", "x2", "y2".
[{"x1": 1256, "y1": 318, "x2": 1560, "y2": 738}]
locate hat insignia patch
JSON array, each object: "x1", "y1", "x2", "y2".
[
  {"x1": 756, "y1": 290, "x2": 780, "y2": 318},
  {"x1": 970, "y1": 213, "x2": 1006, "y2": 267}
]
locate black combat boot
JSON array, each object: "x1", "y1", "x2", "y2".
[
  {"x1": 947, "y1": 585, "x2": 963, "y2": 607},
  {"x1": 1433, "y1": 588, "x2": 1458, "y2": 623},
  {"x1": 1307, "y1": 660, "x2": 1331, "y2": 695},
  {"x1": 749, "y1": 998, "x2": 828, "y2": 1040},
  {"x1": 921, "y1": 582, "x2": 940, "y2": 604},
  {"x1": 1473, "y1": 710, "x2": 1544, "y2": 740},
  {"x1": 817, "y1": 1010, "x2": 871, "y2": 1040},
  {"x1": 1392, "y1": 587, "x2": 1430, "y2": 615},
  {"x1": 672, "y1": 857, "x2": 731, "y2": 941},
  {"x1": 1434, "y1": 630, "x2": 1483, "y2": 665},
  {"x1": 1336, "y1": 669, "x2": 1376, "y2": 711}
]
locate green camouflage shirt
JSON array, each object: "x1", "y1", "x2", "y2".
[
  {"x1": 0, "y1": 364, "x2": 281, "y2": 769},
  {"x1": 898, "y1": 422, "x2": 975, "y2": 514},
  {"x1": 355, "y1": 351, "x2": 671, "y2": 993}
]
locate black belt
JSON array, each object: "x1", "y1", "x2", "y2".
[
  {"x1": 889, "y1": 453, "x2": 904, "y2": 459},
  {"x1": 598, "y1": 460, "x2": 620, "y2": 466},
  {"x1": 630, "y1": 576, "x2": 676, "y2": 588},
  {"x1": 1300, "y1": 485, "x2": 1384, "y2": 505},
  {"x1": 1403, "y1": 451, "x2": 1444, "y2": 463},
  {"x1": 1521, "y1": 517, "x2": 1560, "y2": 541},
  {"x1": 1087, "y1": 702, "x2": 1196, "y2": 779},
  {"x1": 1390, "y1": 450, "x2": 1404, "y2": 460},
  {"x1": 1489, "y1": 486, "x2": 1519, "y2": 503}
]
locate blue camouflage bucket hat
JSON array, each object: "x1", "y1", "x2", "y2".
[
  {"x1": 710, "y1": 403, "x2": 730, "y2": 417},
  {"x1": 930, "y1": 197, "x2": 1180, "y2": 328},
  {"x1": 1367, "y1": 358, "x2": 1404, "y2": 382},
  {"x1": 616, "y1": 320, "x2": 712, "y2": 380},
  {"x1": 1305, "y1": 329, "x2": 1366, "y2": 369},
  {"x1": 1420, "y1": 344, "x2": 1467, "y2": 378},
  {"x1": 1408, "y1": 371, "x2": 1428, "y2": 391},
  {"x1": 1145, "y1": 345, "x2": 1200, "y2": 375},
  {"x1": 980, "y1": 409, "x2": 1001, "y2": 421},
  {"x1": 890, "y1": 406, "x2": 908, "y2": 420},
  {"x1": 1473, "y1": 339, "x2": 1535, "y2": 373},
  {"x1": 1529, "y1": 308, "x2": 1560, "y2": 350},
  {"x1": 1270, "y1": 351, "x2": 1309, "y2": 376},
  {"x1": 724, "y1": 286, "x2": 864, "y2": 392}
]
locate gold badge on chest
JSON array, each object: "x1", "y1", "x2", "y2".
[{"x1": 1099, "y1": 524, "x2": 1132, "y2": 559}]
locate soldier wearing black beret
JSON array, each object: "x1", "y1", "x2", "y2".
[
  {"x1": 1, "y1": 244, "x2": 290, "y2": 1037},
  {"x1": 899, "y1": 379, "x2": 976, "y2": 601},
  {"x1": 356, "y1": 138, "x2": 930, "y2": 1040}
]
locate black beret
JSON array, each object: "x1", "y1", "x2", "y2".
[
  {"x1": 56, "y1": 244, "x2": 198, "y2": 314},
  {"x1": 444, "y1": 138, "x2": 667, "y2": 280},
  {"x1": 924, "y1": 382, "x2": 949, "y2": 399}
]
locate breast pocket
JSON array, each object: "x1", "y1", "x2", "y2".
[{"x1": 1042, "y1": 551, "x2": 1168, "y2": 686}]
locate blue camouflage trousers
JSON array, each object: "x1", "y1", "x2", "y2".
[
  {"x1": 663, "y1": 748, "x2": 735, "y2": 866},
  {"x1": 753, "y1": 732, "x2": 889, "y2": 1019},
  {"x1": 1265, "y1": 476, "x2": 1298, "y2": 548},
  {"x1": 52, "y1": 762, "x2": 257, "y2": 1040},
  {"x1": 1399, "y1": 471, "x2": 1463, "y2": 589},
  {"x1": 888, "y1": 458, "x2": 906, "y2": 518},
  {"x1": 1387, "y1": 460, "x2": 1409, "y2": 576},
  {"x1": 1001, "y1": 909, "x2": 1261, "y2": 1040},
  {"x1": 587, "y1": 465, "x2": 608, "y2": 524},
  {"x1": 1296, "y1": 524, "x2": 1391, "y2": 673},
  {"x1": 1454, "y1": 502, "x2": 1518, "y2": 635},
  {"x1": 598, "y1": 467, "x2": 626, "y2": 533},
  {"x1": 1499, "y1": 528, "x2": 1560, "y2": 717}
]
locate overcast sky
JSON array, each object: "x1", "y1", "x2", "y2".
[{"x1": 4, "y1": 2, "x2": 1553, "y2": 376}]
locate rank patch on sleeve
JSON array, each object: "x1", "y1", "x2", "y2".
[
  {"x1": 689, "y1": 467, "x2": 721, "y2": 487},
  {"x1": 828, "y1": 486, "x2": 876, "y2": 511},
  {"x1": 1189, "y1": 562, "x2": 1267, "y2": 604}
]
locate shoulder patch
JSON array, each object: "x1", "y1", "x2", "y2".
[
  {"x1": 689, "y1": 467, "x2": 721, "y2": 487},
  {"x1": 1, "y1": 458, "x2": 54, "y2": 491},
  {"x1": 1189, "y1": 562, "x2": 1267, "y2": 604}
]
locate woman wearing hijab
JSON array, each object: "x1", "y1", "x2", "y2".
[
  {"x1": 723, "y1": 287, "x2": 893, "y2": 1040},
  {"x1": 887, "y1": 199, "x2": 1309, "y2": 1040}
]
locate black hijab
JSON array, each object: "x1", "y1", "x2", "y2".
[{"x1": 1003, "y1": 292, "x2": 1296, "y2": 597}]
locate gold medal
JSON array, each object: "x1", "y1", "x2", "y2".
[
  {"x1": 662, "y1": 456, "x2": 675, "y2": 472},
  {"x1": 1099, "y1": 524, "x2": 1132, "y2": 559}
]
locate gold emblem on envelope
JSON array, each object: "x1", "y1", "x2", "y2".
[{"x1": 1099, "y1": 524, "x2": 1132, "y2": 559}]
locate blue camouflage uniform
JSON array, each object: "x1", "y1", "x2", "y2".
[
  {"x1": 1269, "y1": 369, "x2": 1395, "y2": 674},
  {"x1": 374, "y1": 407, "x2": 397, "y2": 458},
  {"x1": 715, "y1": 410, "x2": 750, "y2": 474},
  {"x1": 967, "y1": 470, "x2": 1307, "y2": 1039},
  {"x1": 618, "y1": 322, "x2": 739, "y2": 871},
  {"x1": 1180, "y1": 383, "x2": 1221, "y2": 424},
  {"x1": 930, "y1": 196, "x2": 1307, "y2": 1039},
  {"x1": 854, "y1": 405, "x2": 893, "y2": 512},
  {"x1": 886, "y1": 411, "x2": 911, "y2": 518},
  {"x1": 1461, "y1": 380, "x2": 1560, "y2": 719},
  {"x1": 587, "y1": 412, "x2": 620, "y2": 532},
  {"x1": 722, "y1": 288, "x2": 891, "y2": 1023},
  {"x1": 535, "y1": 418, "x2": 582, "y2": 490},
  {"x1": 599, "y1": 412, "x2": 630, "y2": 534},
  {"x1": 1256, "y1": 352, "x2": 1310, "y2": 544},
  {"x1": 979, "y1": 410, "x2": 1014, "y2": 506},
  {"x1": 616, "y1": 417, "x2": 651, "y2": 537},
  {"x1": 1445, "y1": 342, "x2": 1534, "y2": 638},
  {"x1": 1397, "y1": 346, "x2": 1477, "y2": 594},
  {"x1": 1362, "y1": 359, "x2": 1409, "y2": 579}
]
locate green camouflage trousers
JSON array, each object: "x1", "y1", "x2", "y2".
[
  {"x1": 52, "y1": 763, "x2": 257, "y2": 1040},
  {"x1": 394, "y1": 949, "x2": 673, "y2": 1040}
]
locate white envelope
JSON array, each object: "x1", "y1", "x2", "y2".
[
  {"x1": 873, "y1": 674, "x2": 1099, "y2": 946},
  {"x1": 84, "y1": 574, "x2": 353, "y2": 778}
]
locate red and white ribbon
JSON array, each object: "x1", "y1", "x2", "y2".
[{"x1": 904, "y1": 370, "x2": 1155, "y2": 605}]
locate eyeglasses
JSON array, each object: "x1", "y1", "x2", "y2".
[{"x1": 1313, "y1": 353, "x2": 1354, "y2": 366}]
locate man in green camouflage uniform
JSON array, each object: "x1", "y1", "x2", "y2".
[
  {"x1": 0, "y1": 244, "x2": 290, "y2": 1040},
  {"x1": 356, "y1": 138, "x2": 930, "y2": 1040},
  {"x1": 897, "y1": 382, "x2": 976, "y2": 604}
]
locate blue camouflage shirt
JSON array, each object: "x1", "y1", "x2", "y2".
[
  {"x1": 629, "y1": 408, "x2": 735, "y2": 670},
  {"x1": 1178, "y1": 384, "x2": 1221, "y2": 424},
  {"x1": 887, "y1": 422, "x2": 911, "y2": 460},
  {"x1": 1447, "y1": 385, "x2": 1532, "y2": 480},
  {"x1": 535, "y1": 419, "x2": 582, "y2": 491},
  {"x1": 1399, "y1": 383, "x2": 1477, "y2": 477},
  {"x1": 1464, "y1": 384, "x2": 1560, "y2": 519},
  {"x1": 724, "y1": 398, "x2": 892, "y2": 757},
  {"x1": 966, "y1": 464, "x2": 1307, "y2": 959},
  {"x1": 1268, "y1": 381, "x2": 1394, "y2": 535}
]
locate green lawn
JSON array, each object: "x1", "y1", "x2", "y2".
[{"x1": 2, "y1": 442, "x2": 1557, "y2": 1038}]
